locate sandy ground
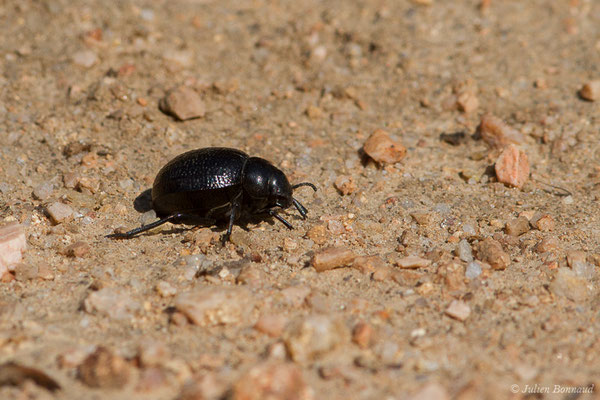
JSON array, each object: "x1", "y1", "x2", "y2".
[{"x1": 1, "y1": 0, "x2": 600, "y2": 399}]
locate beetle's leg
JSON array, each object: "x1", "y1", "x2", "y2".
[
  {"x1": 268, "y1": 209, "x2": 294, "y2": 230},
  {"x1": 292, "y1": 198, "x2": 309, "y2": 219},
  {"x1": 106, "y1": 213, "x2": 188, "y2": 239},
  {"x1": 221, "y1": 195, "x2": 242, "y2": 245}
]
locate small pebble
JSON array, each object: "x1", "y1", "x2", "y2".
[
  {"x1": 72, "y1": 50, "x2": 98, "y2": 68},
  {"x1": 0, "y1": 222, "x2": 27, "y2": 272},
  {"x1": 32, "y1": 182, "x2": 54, "y2": 200},
  {"x1": 457, "y1": 91, "x2": 479, "y2": 113},
  {"x1": 465, "y1": 261, "x2": 482, "y2": 279},
  {"x1": 531, "y1": 213, "x2": 555, "y2": 231},
  {"x1": 334, "y1": 175, "x2": 357, "y2": 195},
  {"x1": 311, "y1": 247, "x2": 356, "y2": 272},
  {"x1": 78, "y1": 347, "x2": 131, "y2": 388},
  {"x1": 457, "y1": 239, "x2": 473, "y2": 262},
  {"x1": 395, "y1": 256, "x2": 432, "y2": 269},
  {"x1": 236, "y1": 264, "x2": 267, "y2": 287},
  {"x1": 84, "y1": 287, "x2": 140, "y2": 320},
  {"x1": 305, "y1": 225, "x2": 328, "y2": 245},
  {"x1": 13, "y1": 263, "x2": 38, "y2": 281},
  {"x1": 254, "y1": 314, "x2": 288, "y2": 337},
  {"x1": 159, "y1": 86, "x2": 206, "y2": 121},
  {"x1": 156, "y1": 281, "x2": 177, "y2": 297},
  {"x1": 64, "y1": 241, "x2": 91, "y2": 258},
  {"x1": 409, "y1": 382, "x2": 450, "y2": 400},
  {"x1": 352, "y1": 255, "x2": 382, "y2": 274},
  {"x1": 280, "y1": 285, "x2": 311, "y2": 306},
  {"x1": 174, "y1": 286, "x2": 254, "y2": 326},
  {"x1": 232, "y1": 362, "x2": 313, "y2": 400},
  {"x1": 135, "y1": 367, "x2": 168, "y2": 393},
  {"x1": 45, "y1": 202, "x2": 74, "y2": 224},
  {"x1": 178, "y1": 373, "x2": 228, "y2": 400},
  {"x1": 505, "y1": 216, "x2": 530, "y2": 236},
  {"x1": 283, "y1": 314, "x2": 349, "y2": 363},
  {"x1": 363, "y1": 129, "x2": 406, "y2": 165},
  {"x1": 478, "y1": 114, "x2": 525, "y2": 148},
  {"x1": 305, "y1": 105, "x2": 323, "y2": 119},
  {"x1": 445, "y1": 300, "x2": 471, "y2": 321},
  {"x1": 535, "y1": 236, "x2": 560, "y2": 253},
  {"x1": 550, "y1": 267, "x2": 591, "y2": 301},
  {"x1": 476, "y1": 238, "x2": 510, "y2": 270},
  {"x1": 579, "y1": 80, "x2": 600, "y2": 101},
  {"x1": 138, "y1": 339, "x2": 170, "y2": 368},
  {"x1": 352, "y1": 321, "x2": 374, "y2": 349},
  {"x1": 495, "y1": 145, "x2": 530, "y2": 189}
]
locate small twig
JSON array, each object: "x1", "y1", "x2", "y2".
[{"x1": 531, "y1": 177, "x2": 572, "y2": 197}]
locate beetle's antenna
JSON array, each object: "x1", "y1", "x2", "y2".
[{"x1": 292, "y1": 182, "x2": 317, "y2": 191}]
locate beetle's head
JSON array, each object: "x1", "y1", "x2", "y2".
[{"x1": 244, "y1": 157, "x2": 292, "y2": 209}]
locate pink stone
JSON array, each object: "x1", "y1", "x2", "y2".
[{"x1": 495, "y1": 145, "x2": 530, "y2": 188}]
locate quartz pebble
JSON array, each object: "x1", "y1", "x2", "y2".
[
  {"x1": 505, "y1": 216, "x2": 530, "y2": 236},
  {"x1": 32, "y1": 182, "x2": 54, "y2": 200},
  {"x1": 445, "y1": 300, "x2": 471, "y2": 321},
  {"x1": 159, "y1": 86, "x2": 206, "y2": 121},
  {"x1": 476, "y1": 238, "x2": 510, "y2": 270},
  {"x1": 72, "y1": 50, "x2": 98, "y2": 68},
  {"x1": 550, "y1": 267, "x2": 591, "y2": 302},
  {"x1": 395, "y1": 256, "x2": 432, "y2": 269},
  {"x1": 78, "y1": 347, "x2": 131, "y2": 388},
  {"x1": 84, "y1": 287, "x2": 140, "y2": 320},
  {"x1": 495, "y1": 145, "x2": 530, "y2": 189},
  {"x1": 362, "y1": 129, "x2": 406, "y2": 165},
  {"x1": 0, "y1": 222, "x2": 27, "y2": 274},
  {"x1": 457, "y1": 239, "x2": 473, "y2": 262},
  {"x1": 174, "y1": 286, "x2": 254, "y2": 326},
  {"x1": 232, "y1": 362, "x2": 313, "y2": 400},
  {"x1": 478, "y1": 114, "x2": 525, "y2": 148},
  {"x1": 579, "y1": 80, "x2": 600, "y2": 101},
  {"x1": 465, "y1": 261, "x2": 482, "y2": 279},
  {"x1": 311, "y1": 247, "x2": 356, "y2": 272},
  {"x1": 45, "y1": 202, "x2": 74, "y2": 224},
  {"x1": 156, "y1": 281, "x2": 177, "y2": 297},
  {"x1": 283, "y1": 314, "x2": 349, "y2": 363}
]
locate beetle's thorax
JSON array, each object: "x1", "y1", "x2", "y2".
[{"x1": 243, "y1": 157, "x2": 293, "y2": 210}]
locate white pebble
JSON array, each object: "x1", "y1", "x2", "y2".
[{"x1": 465, "y1": 261, "x2": 482, "y2": 279}]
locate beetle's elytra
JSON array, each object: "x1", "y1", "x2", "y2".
[{"x1": 107, "y1": 147, "x2": 317, "y2": 244}]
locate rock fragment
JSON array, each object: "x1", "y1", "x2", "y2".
[
  {"x1": 84, "y1": 287, "x2": 140, "y2": 320},
  {"x1": 255, "y1": 314, "x2": 288, "y2": 337},
  {"x1": 445, "y1": 300, "x2": 471, "y2": 321},
  {"x1": 362, "y1": 129, "x2": 406, "y2": 165},
  {"x1": 395, "y1": 256, "x2": 432, "y2": 269},
  {"x1": 457, "y1": 91, "x2": 479, "y2": 113},
  {"x1": 505, "y1": 216, "x2": 530, "y2": 236},
  {"x1": 72, "y1": 50, "x2": 98, "y2": 68},
  {"x1": 476, "y1": 238, "x2": 510, "y2": 270},
  {"x1": 334, "y1": 175, "x2": 357, "y2": 195},
  {"x1": 352, "y1": 255, "x2": 382, "y2": 274},
  {"x1": 45, "y1": 202, "x2": 74, "y2": 224},
  {"x1": 465, "y1": 261, "x2": 482, "y2": 279},
  {"x1": 64, "y1": 241, "x2": 91, "y2": 258},
  {"x1": 456, "y1": 240, "x2": 473, "y2": 262},
  {"x1": 477, "y1": 114, "x2": 525, "y2": 148},
  {"x1": 579, "y1": 80, "x2": 600, "y2": 101},
  {"x1": 550, "y1": 267, "x2": 592, "y2": 302},
  {"x1": 159, "y1": 87, "x2": 206, "y2": 121},
  {"x1": 352, "y1": 322, "x2": 374, "y2": 349},
  {"x1": 283, "y1": 314, "x2": 349, "y2": 363},
  {"x1": 32, "y1": 182, "x2": 54, "y2": 200},
  {"x1": 0, "y1": 222, "x2": 27, "y2": 274},
  {"x1": 494, "y1": 145, "x2": 530, "y2": 188},
  {"x1": 178, "y1": 373, "x2": 228, "y2": 400},
  {"x1": 174, "y1": 286, "x2": 254, "y2": 326},
  {"x1": 305, "y1": 225, "x2": 328, "y2": 245},
  {"x1": 311, "y1": 247, "x2": 356, "y2": 272},
  {"x1": 78, "y1": 347, "x2": 131, "y2": 388},
  {"x1": 531, "y1": 213, "x2": 555, "y2": 232},
  {"x1": 232, "y1": 362, "x2": 313, "y2": 400}
]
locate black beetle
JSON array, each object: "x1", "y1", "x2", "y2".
[{"x1": 107, "y1": 147, "x2": 316, "y2": 244}]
